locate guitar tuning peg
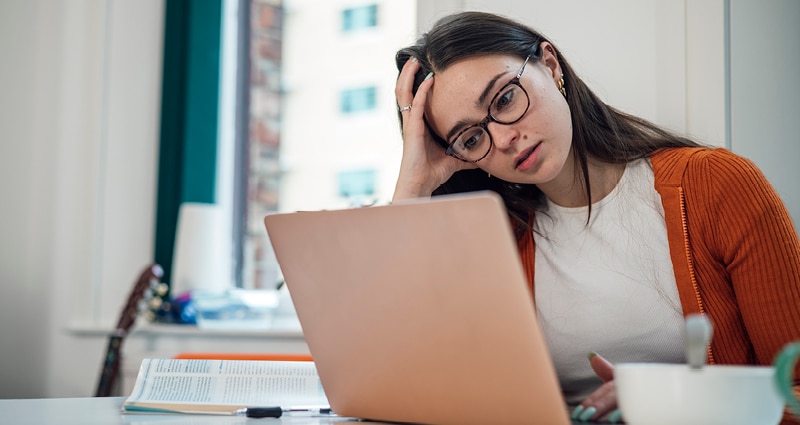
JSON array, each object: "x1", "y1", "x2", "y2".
[
  {"x1": 142, "y1": 310, "x2": 156, "y2": 322},
  {"x1": 149, "y1": 297, "x2": 163, "y2": 310},
  {"x1": 155, "y1": 283, "x2": 169, "y2": 297}
]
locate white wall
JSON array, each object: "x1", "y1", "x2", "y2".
[
  {"x1": 729, "y1": 0, "x2": 800, "y2": 227},
  {"x1": 0, "y1": 0, "x2": 163, "y2": 397},
  {"x1": 0, "y1": 0, "x2": 59, "y2": 398}
]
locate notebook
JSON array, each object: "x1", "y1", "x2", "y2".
[{"x1": 263, "y1": 191, "x2": 570, "y2": 425}]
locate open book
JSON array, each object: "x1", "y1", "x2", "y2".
[{"x1": 122, "y1": 358, "x2": 328, "y2": 415}]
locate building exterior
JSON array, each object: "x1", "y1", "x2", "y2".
[{"x1": 245, "y1": 0, "x2": 417, "y2": 288}]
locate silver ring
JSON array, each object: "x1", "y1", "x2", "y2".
[{"x1": 398, "y1": 104, "x2": 412, "y2": 112}]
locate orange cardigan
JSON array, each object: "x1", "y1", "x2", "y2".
[{"x1": 517, "y1": 147, "x2": 800, "y2": 424}]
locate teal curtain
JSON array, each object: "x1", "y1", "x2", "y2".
[{"x1": 155, "y1": 0, "x2": 223, "y2": 286}]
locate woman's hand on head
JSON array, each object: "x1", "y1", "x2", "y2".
[
  {"x1": 572, "y1": 353, "x2": 623, "y2": 423},
  {"x1": 392, "y1": 58, "x2": 476, "y2": 202}
]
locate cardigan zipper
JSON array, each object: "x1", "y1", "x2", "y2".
[{"x1": 678, "y1": 187, "x2": 716, "y2": 365}]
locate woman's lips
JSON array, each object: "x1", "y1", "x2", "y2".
[{"x1": 515, "y1": 142, "x2": 541, "y2": 171}]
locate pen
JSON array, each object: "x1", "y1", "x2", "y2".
[{"x1": 235, "y1": 406, "x2": 333, "y2": 418}]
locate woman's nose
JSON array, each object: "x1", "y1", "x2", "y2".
[{"x1": 486, "y1": 121, "x2": 518, "y2": 151}]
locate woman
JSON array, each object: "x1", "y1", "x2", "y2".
[{"x1": 392, "y1": 11, "x2": 800, "y2": 424}]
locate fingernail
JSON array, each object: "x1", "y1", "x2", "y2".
[
  {"x1": 587, "y1": 352, "x2": 598, "y2": 361},
  {"x1": 579, "y1": 406, "x2": 596, "y2": 422},
  {"x1": 570, "y1": 405, "x2": 584, "y2": 420},
  {"x1": 424, "y1": 72, "x2": 434, "y2": 81},
  {"x1": 411, "y1": 57, "x2": 418, "y2": 62},
  {"x1": 607, "y1": 409, "x2": 622, "y2": 424}
]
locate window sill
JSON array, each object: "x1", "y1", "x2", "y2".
[{"x1": 66, "y1": 317, "x2": 304, "y2": 339}]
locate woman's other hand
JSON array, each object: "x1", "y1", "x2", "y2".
[
  {"x1": 392, "y1": 57, "x2": 476, "y2": 201},
  {"x1": 571, "y1": 352, "x2": 623, "y2": 423}
]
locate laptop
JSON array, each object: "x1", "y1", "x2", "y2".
[{"x1": 264, "y1": 191, "x2": 570, "y2": 425}]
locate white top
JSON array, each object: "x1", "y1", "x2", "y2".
[{"x1": 533, "y1": 159, "x2": 686, "y2": 404}]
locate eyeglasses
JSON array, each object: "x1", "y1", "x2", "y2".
[{"x1": 445, "y1": 54, "x2": 533, "y2": 163}]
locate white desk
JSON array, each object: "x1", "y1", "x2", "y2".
[
  {"x1": 0, "y1": 397, "x2": 599, "y2": 424},
  {"x1": 0, "y1": 397, "x2": 366, "y2": 425}
]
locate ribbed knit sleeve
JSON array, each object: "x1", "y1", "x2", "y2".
[
  {"x1": 681, "y1": 149, "x2": 800, "y2": 424},
  {"x1": 688, "y1": 149, "x2": 800, "y2": 366}
]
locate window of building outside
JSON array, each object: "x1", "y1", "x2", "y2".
[
  {"x1": 340, "y1": 86, "x2": 378, "y2": 113},
  {"x1": 238, "y1": 0, "x2": 416, "y2": 289},
  {"x1": 342, "y1": 4, "x2": 378, "y2": 32}
]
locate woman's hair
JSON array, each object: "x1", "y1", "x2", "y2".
[{"x1": 395, "y1": 11, "x2": 702, "y2": 236}]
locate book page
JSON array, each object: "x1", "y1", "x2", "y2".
[{"x1": 123, "y1": 358, "x2": 327, "y2": 413}]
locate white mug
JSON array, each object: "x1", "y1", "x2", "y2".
[
  {"x1": 615, "y1": 363, "x2": 783, "y2": 425},
  {"x1": 616, "y1": 341, "x2": 800, "y2": 425}
]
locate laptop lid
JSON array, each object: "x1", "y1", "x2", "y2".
[{"x1": 264, "y1": 191, "x2": 569, "y2": 425}]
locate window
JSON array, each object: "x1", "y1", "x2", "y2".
[
  {"x1": 338, "y1": 168, "x2": 377, "y2": 205},
  {"x1": 342, "y1": 4, "x2": 378, "y2": 32},
  {"x1": 340, "y1": 86, "x2": 377, "y2": 113},
  {"x1": 231, "y1": 0, "x2": 417, "y2": 289}
]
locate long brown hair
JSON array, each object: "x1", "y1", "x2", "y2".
[{"x1": 395, "y1": 11, "x2": 701, "y2": 236}]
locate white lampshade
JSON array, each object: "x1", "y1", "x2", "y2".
[{"x1": 171, "y1": 202, "x2": 230, "y2": 295}]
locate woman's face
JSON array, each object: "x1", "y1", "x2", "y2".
[{"x1": 425, "y1": 45, "x2": 573, "y2": 187}]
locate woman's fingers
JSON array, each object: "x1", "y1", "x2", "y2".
[
  {"x1": 572, "y1": 353, "x2": 621, "y2": 423},
  {"x1": 579, "y1": 381, "x2": 618, "y2": 420},
  {"x1": 572, "y1": 382, "x2": 619, "y2": 422},
  {"x1": 394, "y1": 57, "x2": 429, "y2": 142},
  {"x1": 589, "y1": 352, "x2": 615, "y2": 382},
  {"x1": 395, "y1": 57, "x2": 420, "y2": 108},
  {"x1": 397, "y1": 67, "x2": 432, "y2": 149},
  {"x1": 409, "y1": 71, "x2": 433, "y2": 118},
  {"x1": 392, "y1": 59, "x2": 441, "y2": 199}
]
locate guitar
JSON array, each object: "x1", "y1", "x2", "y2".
[{"x1": 94, "y1": 263, "x2": 166, "y2": 397}]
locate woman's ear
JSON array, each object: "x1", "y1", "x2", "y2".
[{"x1": 539, "y1": 42, "x2": 563, "y2": 82}]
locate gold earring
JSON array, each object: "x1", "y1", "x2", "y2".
[
  {"x1": 557, "y1": 76, "x2": 566, "y2": 98},
  {"x1": 487, "y1": 172, "x2": 492, "y2": 179}
]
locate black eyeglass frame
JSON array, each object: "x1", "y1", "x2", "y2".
[{"x1": 445, "y1": 54, "x2": 534, "y2": 163}]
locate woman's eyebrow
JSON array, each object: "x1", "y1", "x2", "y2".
[
  {"x1": 444, "y1": 70, "x2": 511, "y2": 142},
  {"x1": 477, "y1": 71, "x2": 509, "y2": 107},
  {"x1": 445, "y1": 118, "x2": 477, "y2": 143}
]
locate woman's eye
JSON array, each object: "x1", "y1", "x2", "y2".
[
  {"x1": 458, "y1": 129, "x2": 484, "y2": 151},
  {"x1": 463, "y1": 134, "x2": 481, "y2": 149},
  {"x1": 493, "y1": 86, "x2": 517, "y2": 112}
]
